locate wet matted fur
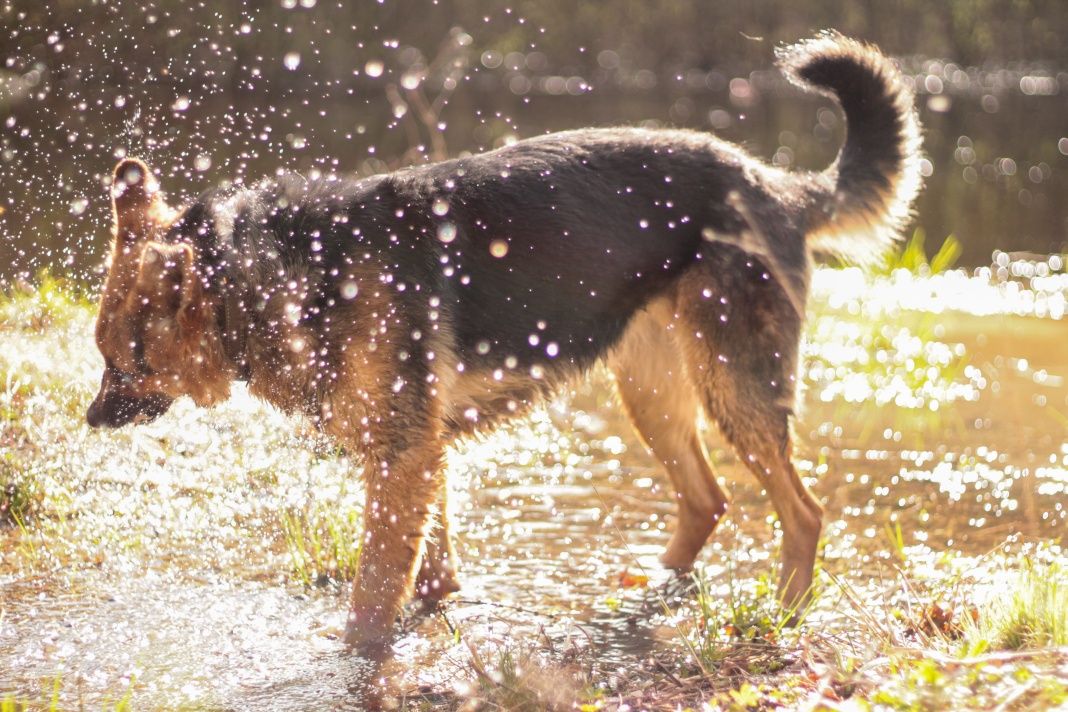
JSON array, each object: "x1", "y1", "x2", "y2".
[{"x1": 87, "y1": 32, "x2": 921, "y2": 649}]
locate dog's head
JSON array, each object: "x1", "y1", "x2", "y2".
[{"x1": 87, "y1": 158, "x2": 232, "y2": 429}]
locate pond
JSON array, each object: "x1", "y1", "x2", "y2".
[{"x1": 0, "y1": 259, "x2": 1064, "y2": 709}]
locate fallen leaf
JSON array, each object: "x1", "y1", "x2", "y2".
[{"x1": 617, "y1": 570, "x2": 649, "y2": 588}]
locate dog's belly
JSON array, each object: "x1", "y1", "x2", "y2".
[{"x1": 441, "y1": 364, "x2": 573, "y2": 436}]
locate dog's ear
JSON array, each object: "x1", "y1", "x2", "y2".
[
  {"x1": 112, "y1": 158, "x2": 170, "y2": 245},
  {"x1": 135, "y1": 240, "x2": 229, "y2": 405},
  {"x1": 136, "y1": 241, "x2": 206, "y2": 329}
]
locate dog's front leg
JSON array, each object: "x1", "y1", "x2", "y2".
[
  {"x1": 344, "y1": 439, "x2": 444, "y2": 651},
  {"x1": 415, "y1": 485, "x2": 461, "y2": 601}
]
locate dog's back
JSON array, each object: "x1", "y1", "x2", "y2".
[{"x1": 208, "y1": 32, "x2": 920, "y2": 386}]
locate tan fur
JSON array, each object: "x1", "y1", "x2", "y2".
[
  {"x1": 95, "y1": 160, "x2": 231, "y2": 408},
  {"x1": 663, "y1": 265, "x2": 822, "y2": 612},
  {"x1": 609, "y1": 304, "x2": 730, "y2": 568},
  {"x1": 135, "y1": 242, "x2": 232, "y2": 405}
]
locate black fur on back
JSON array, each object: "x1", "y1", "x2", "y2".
[{"x1": 184, "y1": 127, "x2": 795, "y2": 382}]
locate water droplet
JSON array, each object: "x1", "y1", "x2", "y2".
[
  {"x1": 340, "y1": 281, "x2": 358, "y2": 300},
  {"x1": 364, "y1": 60, "x2": 384, "y2": 78},
  {"x1": 489, "y1": 240, "x2": 508, "y2": 258},
  {"x1": 284, "y1": 302, "x2": 302, "y2": 325},
  {"x1": 432, "y1": 198, "x2": 449, "y2": 216},
  {"x1": 283, "y1": 52, "x2": 301, "y2": 71},
  {"x1": 437, "y1": 222, "x2": 457, "y2": 243},
  {"x1": 194, "y1": 154, "x2": 211, "y2": 172},
  {"x1": 172, "y1": 96, "x2": 190, "y2": 112}
]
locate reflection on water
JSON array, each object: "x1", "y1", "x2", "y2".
[{"x1": 0, "y1": 262, "x2": 1066, "y2": 708}]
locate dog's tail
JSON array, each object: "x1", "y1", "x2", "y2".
[{"x1": 777, "y1": 32, "x2": 923, "y2": 264}]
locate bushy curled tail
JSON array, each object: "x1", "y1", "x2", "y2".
[{"x1": 778, "y1": 31, "x2": 923, "y2": 264}]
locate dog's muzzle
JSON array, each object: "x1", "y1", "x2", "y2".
[{"x1": 86, "y1": 369, "x2": 173, "y2": 428}]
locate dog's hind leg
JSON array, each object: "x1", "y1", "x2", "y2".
[
  {"x1": 672, "y1": 265, "x2": 822, "y2": 615},
  {"x1": 415, "y1": 486, "x2": 461, "y2": 601},
  {"x1": 712, "y1": 395, "x2": 821, "y2": 615},
  {"x1": 609, "y1": 307, "x2": 729, "y2": 570}
]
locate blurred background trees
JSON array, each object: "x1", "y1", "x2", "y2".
[{"x1": 1, "y1": 0, "x2": 1065, "y2": 276}]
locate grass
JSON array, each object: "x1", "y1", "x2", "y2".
[
  {"x1": 431, "y1": 549, "x2": 1068, "y2": 710},
  {"x1": 280, "y1": 502, "x2": 363, "y2": 587},
  {"x1": 0, "y1": 452, "x2": 41, "y2": 526},
  {"x1": 465, "y1": 647, "x2": 589, "y2": 712},
  {"x1": 687, "y1": 567, "x2": 807, "y2": 671},
  {"x1": 819, "y1": 549, "x2": 1068, "y2": 711},
  {"x1": 880, "y1": 227, "x2": 963, "y2": 277},
  {"x1": 962, "y1": 559, "x2": 1067, "y2": 651},
  {"x1": 805, "y1": 229, "x2": 980, "y2": 442},
  {"x1": 0, "y1": 674, "x2": 134, "y2": 712},
  {"x1": 0, "y1": 270, "x2": 94, "y2": 333}
]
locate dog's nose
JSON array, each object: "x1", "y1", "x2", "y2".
[{"x1": 86, "y1": 393, "x2": 110, "y2": 428}]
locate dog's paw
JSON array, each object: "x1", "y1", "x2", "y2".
[
  {"x1": 414, "y1": 566, "x2": 461, "y2": 602},
  {"x1": 343, "y1": 607, "x2": 396, "y2": 657}
]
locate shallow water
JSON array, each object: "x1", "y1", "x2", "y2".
[{"x1": 1, "y1": 264, "x2": 1066, "y2": 709}]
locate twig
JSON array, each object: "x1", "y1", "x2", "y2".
[
  {"x1": 888, "y1": 645, "x2": 1068, "y2": 666},
  {"x1": 445, "y1": 597, "x2": 571, "y2": 621}
]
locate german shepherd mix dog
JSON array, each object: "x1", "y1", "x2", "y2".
[{"x1": 88, "y1": 33, "x2": 920, "y2": 649}]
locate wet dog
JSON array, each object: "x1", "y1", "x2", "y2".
[{"x1": 87, "y1": 33, "x2": 921, "y2": 649}]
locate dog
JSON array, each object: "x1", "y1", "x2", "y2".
[{"x1": 86, "y1": 32, "x2": 921, "y2": 649}]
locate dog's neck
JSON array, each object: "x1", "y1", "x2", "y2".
[
  {"x1": 193, "y1": 197, "x2": 253, "y2": 383},
  {"x1": 217, "y1": 276, "x2": 252, "y2": 381}
]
